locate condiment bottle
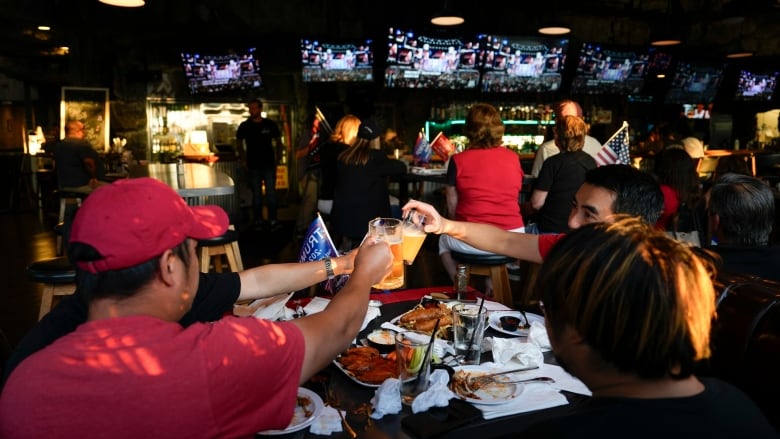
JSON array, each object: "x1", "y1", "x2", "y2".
[{"x1": 455, "y1": 264, "x2": 469, "y2": 300}]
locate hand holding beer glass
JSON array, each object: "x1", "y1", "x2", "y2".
[
  {"x1": 402, "y1": 209, "x2": 427, "y2": 265},
  {"x1": 368, "y1": 218, "x2": 405, "y2": 290}
]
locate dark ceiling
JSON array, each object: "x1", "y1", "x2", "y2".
[{"x1": 0, "y1": 0, "x2": 779, "y2": 88}]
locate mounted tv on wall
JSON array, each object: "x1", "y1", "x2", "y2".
[
  {"x1": 734, "y1": 69, "x2": 779, "y2": 102},
  {"x1": 570, "y1": 43, "x2": 650, "y2": 95},
  {"x1": 301, "y1": 38, "x2": 374, "y2": 83},
  {"x1": 180, "y1": 47, "x2": 262, "y2": 95},
  {"x1": 665, "y1": 61, "x2": 725, "y2": 104},
  {"x1": 478, "y1": 34, "x2": 568, "y2": 93},
  {"x1": 384, "y1": 27, "x2": 481, "y2": 90}
]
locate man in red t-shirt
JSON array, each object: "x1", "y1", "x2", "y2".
[
  {"x1": 1, "y1": 178, "x2": 393, "y2": 438},
  {"x1": 404, "y1": 164, "x2": 663, "y2": 263}
]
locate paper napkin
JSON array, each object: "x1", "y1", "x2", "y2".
[
  {"x1": 308, "y1": 406, "x2": 343, "y2": 435},
  {"x1": 527, "y1": 320, "x2": 552, "y2": 350},
  {"x1": 304, "y1": 297, "x2": 381, "y2": 331},
  {"x1": 243, "y1": 292, "x2": 295, "y2": 321},
  {"x1": 410, "y1": 369, "x2": 455, "y2": 413},
  {"x1": 370, "y1": 378, "x2": 403, "y2": 419},
  {"x1": 490, "y1": 337, "x2": 544, "y2": 368}
]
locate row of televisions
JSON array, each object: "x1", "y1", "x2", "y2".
[{"x1": 179, "y1": 27, "x2": 780, "y2": 111}]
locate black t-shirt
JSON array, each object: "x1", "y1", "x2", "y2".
[
  {"x1": 2, "y1": 272, "x2": 241, "y2": 384},
  {"x1": 534, "y1": 150, "x2": 597, "y2": 233},
  {"x1": 520, "y1": 378, "x2": 776, "y2": 438},
  {"x1": 236, "y1": 117, "x2": 281, "y2": 169}
]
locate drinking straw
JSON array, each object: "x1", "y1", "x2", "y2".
[
  {"x1": 414, "y1": 318, "x2": 440, "y2": 393},
  {"x1": 467, "y1": 298, "x2": 485, "y2": 358}
]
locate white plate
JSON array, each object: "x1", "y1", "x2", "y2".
[
  {"x1": 451, "y1": 365, "x2": 523, "y2": 405},
  {"x1": 488, "y1": 311, "x2": 544, "y2": 337},
  {"x1": 258, "y1": 387, "x2": 324, "y2": 435},
  {"x1": 332, "y1": 357, "x2": 383, "y2": 388}
]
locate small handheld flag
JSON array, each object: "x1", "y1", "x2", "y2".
[
  {"x1": 413, "y1": 129, "x2": 432, "y2": 165},
  {"x1": 595, "y1": 121, "x2": 631, "y2": 166},
  {"x1": 299, "y1": 213, "x2": 348, "y2": 293}
]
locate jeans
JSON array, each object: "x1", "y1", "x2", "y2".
[{"x1": 247, "y1": 167, "x2": 277, "y2": 222}]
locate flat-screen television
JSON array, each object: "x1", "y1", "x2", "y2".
[
  {"x1": 180, "y1": 47, "x2": 263, "y2": 95},
  {"x1": 477, "y1": 34, "x2": 568, "y2": 93},
  {"x1": 570, "y1": 43, "x2": 650, "y2": 95},
  {"x1": 665, "y1": 61, "x2": 725, "y2": 104},
  {"x1": 735, "y1": 69, "x2": 779, "y2": 101},
  {"x1": 384, "y1": 27, "x2": 481, "y2": 89},
  {"x1": 301, "y1": 38, "x2": 374, "y2": 83},
  {"x1": 681, "y1": 103, "x2": 714, "y2": 119}
]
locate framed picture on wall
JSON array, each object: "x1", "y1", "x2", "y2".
[{"x1": 60, "y1": 87, "x2": 110, "y2": 152}]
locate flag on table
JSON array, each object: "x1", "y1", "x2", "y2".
[
  {"x1": 299, "y1": 213, "x2": 348, "y2": 293},
  {"x1": 595, "y1": 121, "x2": 631, "y2": 166},
  {"x1": 413, "y1": 129, "x2": 432, "y2": 164},
  {"x1": 430, "y1": 131, "x2": 456, "y2": 160}
]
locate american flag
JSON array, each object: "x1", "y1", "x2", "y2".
[{"x1": 595, "y1": 122, "x2": 631, "y2": 166}]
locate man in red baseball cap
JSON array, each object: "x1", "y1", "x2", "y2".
[{"x1": 1, "y1": 178, "x2": 392, "y2": 438}]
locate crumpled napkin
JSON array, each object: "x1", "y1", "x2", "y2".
[
  {"x1": 238, "y1": 292, "x2": 295, "y2": 320},
  {"x1": 303, "y1": 297, "x2": 381, "y2": 331},
  {"x1": 410, "y1": 369, "x2": 455, "y2": 413},
  {"x1": 527, "y1": 320, "x2": 551, "y2": 350},
  {"x1": 369, "y1": 378, "x2": 403, "y2": 419},
  {"x1": 490, "y1": 337, "x2": 544, "y2": 368},
  {"x1": 308, "y1": 406, "x2": 343, "y2": 435}
]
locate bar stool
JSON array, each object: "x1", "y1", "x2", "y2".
[
  {"x1": 197, "y1": 225, "x2": 244, "y2": 273},
  {"x1": 451, "y1": 251, "x2": 515, "y2": 308},
  {"x1": 54, "y1": 189, "x2": 86, "y2": 223},
  {"x1": 26, "y1": 256, "x2": 77, "y2": 321}
]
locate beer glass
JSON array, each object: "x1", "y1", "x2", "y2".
[
  {"x1": 402, "y1": 209, "x2": 427, "y2": 265},
  {"x1": 368, "y1": 217, "x2": 404, "y2": 290}
]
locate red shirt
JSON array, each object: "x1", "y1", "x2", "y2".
[{"x1": 538, "y1": 233, "x2": 565, "y2": 259}]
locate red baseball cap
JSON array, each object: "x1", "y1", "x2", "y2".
[{"x1": 70, "y1": 178, "x2": 229, "y2": 273}]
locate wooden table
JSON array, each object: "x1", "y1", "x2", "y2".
[{"x1": 128, "y1": 162, "x2": 234, "y2": 205}]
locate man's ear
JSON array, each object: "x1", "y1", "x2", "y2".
[{"x1": 158, "y1": 249, "x2": 177, "y2": 285}]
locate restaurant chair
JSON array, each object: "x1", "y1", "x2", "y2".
[
  {"x1": 197, "y1": 225, "x2": 244, "y2": 273},
  {"x1": 26, "y1": 256, "x2": 76, "y2": 321},
  {"x1": 451, "y1": 251, "x2": 515, "y2": 308},
  {"x1": 53, "y1": 189, "x2": 85, "y2": 224}
]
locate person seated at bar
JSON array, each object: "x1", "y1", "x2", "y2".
[
  {"x1": 519, "y1": 217, "x2": 775, "y2": 436},
  {"x1": 404, "y1": 164, "x2": 664, "y2": 264},
  {"x1": 46, "y1": 120, "x2": 109, "y2": 194},
  {"x1": 0, "y1": 178, "x2": 393, "y2": 437},
  {"x1": 705, "y1": 173, "x2": 780, "y2": 281},
  {"x1": 439, "y1": 103, "x2": 525, "y2": 287},
  {"x1": 529, "y1": 99, "x2": 601, "y2": 178},
  {"x1": 526, "y1": 115, "x2": 596, "y2": 233}
]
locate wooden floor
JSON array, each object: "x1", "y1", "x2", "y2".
[{"x1": 0, "y1": 201, "x2": 455, "y2": 352}]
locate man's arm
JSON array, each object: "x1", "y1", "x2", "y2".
[
  {"x1": 290, "y1": 239, "x2": 392, "y2": 383},
  {"x1": 237, "y1": 252, "x2": 355, "y2": 302},
  {"x1": 403, "y1": 199, "x2": 543, "y2": 263}
]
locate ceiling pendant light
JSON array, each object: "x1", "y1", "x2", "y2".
[
  {"x1": 431, "y1": 1, "x2": 464, "y2": 26},
  {"x1": 726, "y1": 19, "x2": 753, "y2": 58},
  {"x1": 538, "y1": 24, "x2": 571, "y2": 36},
  {"x1": 98, "y1": 0, "x2": 145, "y2": 7},
  {"x1": 650, "y1": 0, "x2": 682, "y2": 46}
]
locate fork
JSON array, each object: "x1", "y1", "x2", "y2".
[{"x1": 327, "y1": 389, "x2": 357, "y2": 439}]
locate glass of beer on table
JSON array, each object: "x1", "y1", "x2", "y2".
[
  {"x1": 368, "y1": 217, "x2": 404, "y2": 290},
  {"x1": 402, "y1": 209, "x2": 427, "y2": 265}
]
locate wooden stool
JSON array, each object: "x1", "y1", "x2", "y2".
[
  {"x1": 451, "y1": 252, "x2": 515, "y2": 308},
  {"x1": 54, "y1": 190, "x2": 85, "y2": 223},
  {"x1": 26, "y1": 256, "x2": 76, "y2": 321},
  {"x1": 54, "y1": 221, "x2": 66, "y2": 256},
  {"x1": 197, "y1": 226, "x2": 244, "y2": 273}
]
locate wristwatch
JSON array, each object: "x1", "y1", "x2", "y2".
[{"x1": 323, "y1": 258, "x2": 335, "y2": 280}]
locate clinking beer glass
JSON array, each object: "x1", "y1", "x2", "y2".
[{"x1": 368, "y1": 217, "x2": 404, "y2": 290}]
